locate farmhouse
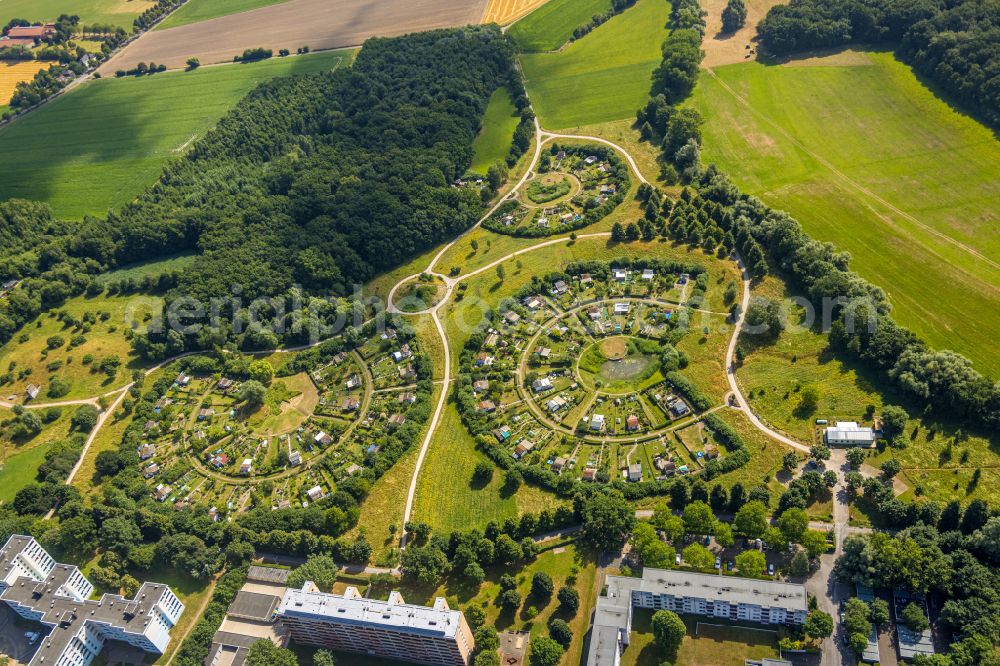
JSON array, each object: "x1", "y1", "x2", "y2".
[
  {"x1": 824, "y1": 421, "x2": 876, "y2": 446},
  {"x1": 6, "y1": 24, "x2": 55, "y2": 41}
]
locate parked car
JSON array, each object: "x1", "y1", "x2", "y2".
[
  {"x1": 676, "y1": 553, "x2": 682, "y2": 565},
  {"x1": 715, "y1": 557, "x2": 722, "y2": 569},
  {"x1": 768, "y1": 564, "x2": 775, "y2": 576}
]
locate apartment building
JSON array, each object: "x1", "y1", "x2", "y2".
[
  {"x1": 277, "y1": 583, "x2": 475, "y2": 665},
  {"x1": 0, "y1": 535, "x2": 184, "y2": 666},
  {"x1": 587, "y1": 568, "x2": 808, "y2": 665}
]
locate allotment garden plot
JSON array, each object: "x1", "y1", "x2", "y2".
[
  {"x1": 457, "y1": 260, "x2": 735, "y2": 485},
  {"x1": 483, "y1": 144, "x2": 629, "y2": 237},
  {"x1": 133, "y1": 325, "x2": 428, "y2": 515}
]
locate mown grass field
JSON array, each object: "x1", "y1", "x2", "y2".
[
  {"x1": 689, "y1": 51, "x2": 1000, "y2": 377},
  {"x1": 411, "y1": 399, "x2": 567, "y2": 531},
  {"x1": 0, "y1": 0, "x2": 154, "y2": 28},
  {"x1": 94, "y1": 252, "x2": 199, "y2": 285},
  {"x1": 622, "y1": 613, "x2": 782, "y2": 665},
  {"x1": 0, "y1": 50, "x2": 348, "y2": 220},
  {"x1": 507, "y1": 0, "x2": 612, "y2": 52},
  {"x1": 156, "y1": 0, "x2": 291, "y2": 30},
  {"x1": 520, "y1": 0, "x2": 669, "y2": 130},
  {"x1": 0, "y1": 408, "x2": 76, "y2": 503},
  {"x1": 469, "y1": 88, "x2": 519, "y2": 174}
]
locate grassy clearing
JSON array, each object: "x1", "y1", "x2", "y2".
[
  {"x1": 156, "y1": 0, "x2": 291, "y2": 30},
  {"x1": 0, "y1": 292, "x2": 162, "y2": 401},
  {"x1": 622, "y1": 612, "x2": 781, "y2": 665},
  {"x1": 0, "y1": 408, "x2": 75, "y2": 503},
  {"x1": 572, "y1": 118, "x2": 666, "y2": 186},
  {"x1": 411, "y1": 399, "x2": 566, "y2": 532},
  {"x1": 520, "y1": 0, "x2": 670, "y2": 130},
  {"x1": 470, "y1": 88, "x2": 520, "y2": 174},
  {"x1": 709, "y1": 409, "x2": 789, "y2": 494},
  {"x1": 94, "y1": 252, "x2": 199, "y2": 285},
  {"x1": 0, "y1": 50, "x2": 348, "y2": 220},
  {"x1": 689, "y1": 51, "x2": 1000, "y2": 376},
  {"x1": 739, "y1": 275, "x2": 1000, "y2": 505},
  {"x1": 0, "y1": 0, "x2": 155, "y2": 28},
  {"x1": 507, "y1": 0, "x2": 612, "y2": 52},
  {"x1": 676, "y1": 312, "x2": 732, "y2": 404}
]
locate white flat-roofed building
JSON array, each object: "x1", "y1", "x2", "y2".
[
  {"x1": 825, "y1": 421, "x2": 876, "y2": 446},
  {"x1": 277, "y1": 584, "x2": 474, "y2": 665},
  {"x1": 0, "y1": 535, "x2": 183, "y2": 666},
  {"x1": 586, "y1": 568, "x2": 807, "y2": 665}
]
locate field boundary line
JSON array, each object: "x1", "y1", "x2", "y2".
[{"x1": 704, "y1": 67, "x2": 1000, "y2": 274}]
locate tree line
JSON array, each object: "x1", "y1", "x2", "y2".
[{"x1": 756, "y1": 0, "x2": 1000, "y2": 128}]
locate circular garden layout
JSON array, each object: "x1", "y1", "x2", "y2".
[
  {"x1": 458, "y1": 262, "x2": 724, "y2": 484},
  {"x1": 134, "y1": 322, "x2": 430, "y2": 515}
]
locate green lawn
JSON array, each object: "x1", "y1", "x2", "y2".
[
  {"x1": 0, "y1": 438, "x2": 57, "y2": 503},
  {"x1": 411, "y1": 399, "x2": 566, "y2": 532},
  {"x1": 0, "y1": 50, "x2": 348, "y2": 220},
  {"x1": 156, "y1": 0, "x2": 292, "y2": 30},
  {"x1": 94, "y1": 252, "x2": 199, "y2": 285},
  {"x1": 622, "y1": 613, "x2": 782, "y2": 666},
  {"x1": 688, "y1": 50, "x2": 1000, "y2": 377},
  {"x1": 520, "y1": 0, "x2": 669, "y2": 130},
  {"x1": 469, "y1": 88, "x2": 519, "y2": 174},
  {"x1": 507, "y1": 0, "x2": 613, "y2": 52},
  {"x1": 0, "y1": 0, "x2": 154, "y2": 28}
]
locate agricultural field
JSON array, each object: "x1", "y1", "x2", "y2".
[
  {"x1": 0, "y1": 0, "x2": 155, "y2": 28},
  {"x1": 0, "y1": 50, "x2": 348, "y2": 219},
  {"x1": 156, "y1": 0, "x2": 291, "y2": 30},
  {"x1": 469, "y1": 88, "x2": 519, "y2": 174},
  {"x1": 0, "y1": 61, "x2": 47, "y2": 106},
  {"x1": 507, "y1": 0, "x2": 612, "y2": 52},
  {"x1": 519, "y1": 0, "x2": 670, "y2": 129},
  {"x1": 482, "y1": 0, "x2": 552, "y2": 26},
  {"x1": 99, "y1": 0, "x2": 488, "y2": 72},
  {"x1": 689, "y1": 51, "x2": 1000, "y2": 376}
]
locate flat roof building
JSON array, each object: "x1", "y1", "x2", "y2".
[
  {"x1": 277, "y1": 584, "x2": 474, "y2": 665},
  {"x1": 0, "y1": 535, "x2": 184, "y2": 666},
  {"x1": 824, "y1": 421, "x2": 876, "y2": 446},
  {"x1": 586, "y1": 568, "x2": 808, "y2": 665}
]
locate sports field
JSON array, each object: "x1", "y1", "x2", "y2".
[
  {"x1": 156, "y1": 0, "x2": 290, "y2": 29},
  {"x1": 0, "y1": 61, "x2": 47, "y2": 106},
  {"x1": 469, "y1": 88, "x2": 519, "y2": 174},
  {"x1": 520, "y1": 0, "x2": 670, "y2": 129},
  {"x1": 689, "y1": 51, "x2": 1000, "y2": 376},
  {"x1": 507, "y1": 0, "x2": 612, "y2": 52},
  {"x1": 0, "y1": 0, "x2": 154, "y2": 28},
  {"x1": 0, "y1": 50, "x2": 347, "y2": 220}
]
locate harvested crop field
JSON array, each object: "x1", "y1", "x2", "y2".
[
  {"x1": 0, "y1": 61, "x2": 47, "y2": 105},
  {"x1": 99, "y1": 0, "x2": 488, "y2": 73},
  {"x1": 701, "y1": 0, "x2": 786, "y2": 67},
  {"x1": 483, "y1": 0, "x2": 551, "y2": 25}
]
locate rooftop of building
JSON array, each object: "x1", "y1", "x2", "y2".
[{"x1": 608, "y1": 567, "x2": 809, "y2": 611}]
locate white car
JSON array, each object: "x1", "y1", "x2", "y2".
[
  {"x1": 676, "y1": 553, "x2": 682, "y2": 565},
  {"x1": 715, "y1": 557, "x2": 722, "y2": 569},
  {"x1": 768, "y1": 564, "x2": 775, "y2": 576}
]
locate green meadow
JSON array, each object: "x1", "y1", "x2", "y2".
[
  {"x1": 0, "y1": 50, "x2": 348, "y2": 220},
  {"x1": 520, "y1": 0, "x2": 669, "y2": 130},
  {"x1": 469, "y1": 88, "x2": 519, "y2": 174},
  {"x1": 0, "y1": 0, "x2": 152, "y2": 28},
  {"x1": 507, "y1": 0, "x2": 613, "y2": 52},
  {"x1": 156, "y1": 0, "x2": 291, "y2": 30},
  {"x1": 688, "y1": 50, "x2": 1000, "y2": 376}
]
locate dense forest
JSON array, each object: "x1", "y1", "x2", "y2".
[
  {"x1": 757, "y1": 0, "x2": 1000, "y2": 127},
  {"x1": 0, "y1": 26, "x2": 519, "y2": 352}
]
